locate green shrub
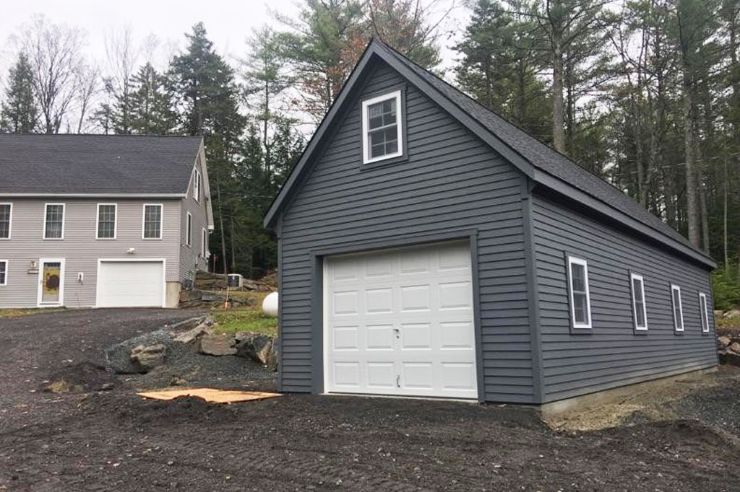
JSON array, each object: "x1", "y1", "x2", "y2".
[{"x1": 712, "y1": 264, "x2": 740, "y2": 311}]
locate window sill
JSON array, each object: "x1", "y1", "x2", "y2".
[{"x1": 360, "y1": 154, "x2": 409, "y2": 171}]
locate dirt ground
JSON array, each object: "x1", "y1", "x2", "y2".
[{"x1": 2, "y1": 309, "x2": 740, "y2": 491}]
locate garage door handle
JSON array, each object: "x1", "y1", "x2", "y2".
[
  {"x1": 393, "y1": 328, "x2": 400, "y2": 339},
  {"x1": 396, "y1": 375, "x2": 400, "y2": 388}
]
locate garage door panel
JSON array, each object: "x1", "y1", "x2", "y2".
[
  {"x1": 97, "y1": 261, "x2": 164, "y2": 308},
  {"x1": 325, "y1": 241, "x2": 478, "y2": 399}
]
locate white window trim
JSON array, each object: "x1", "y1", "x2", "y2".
[
  {"x1": 96, "y1": 203, "x2": 118, "y2": 240},
  {"x1": 186, "y1": 212, "x2": 192, "y2": 247},
  {"x1": 201, "y1": 228, "x2": 207, "y2": 258},
  {"x1": 142, "y1": 203, "x2": 163, "y2": 240},
  {"x1": 0, "y1": 202, "x2": 12, "y2": 240},
  {"x1": 567, "y1": 256, "x2": 592, "y2": 329},
  {"x1": 193, "y1": 169, "x2": 201, "y2": 203},
  {"x1": 670, "y1": 284, "x2": 684, "y2": 332},
  {"x1": 630, "y1": 273, "x2": 648, "y2": 331},
  {"x1": 699, "y1": 292, "x2": 710, "y2": 333},
  {"x1": 0, "y1": 260, "x2": 8, "y2": 286},
  {"x1": 362, "y1": 89, "x2": 403, "y2": 164},
  {"x1": 43, "y1": 203, "x2": 65, "y2": 240}
]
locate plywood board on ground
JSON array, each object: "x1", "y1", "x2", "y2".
[{"x1": 138, "y1": 388, "x2": 281, "y2": 404}]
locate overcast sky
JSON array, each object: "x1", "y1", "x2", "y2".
[{"x1": 0, "y1": 0, "x2": 469, "y2": 77}]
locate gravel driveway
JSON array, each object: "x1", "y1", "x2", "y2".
[{"x1": 1, "y1": 309, "x2": 740, "y2": 491}]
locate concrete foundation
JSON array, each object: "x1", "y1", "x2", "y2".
[{"x1": 165, "y1": 282, "x2": 182, "y2": 308}]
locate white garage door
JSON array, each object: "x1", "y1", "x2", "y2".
[
  {"x1": 324, "y1": 241, "x2": 478, "y2": 399},
  {"x1": 97, "y1": 260, "x2": 165, "y2": 308}
]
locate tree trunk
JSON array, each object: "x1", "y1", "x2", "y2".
[
  {"x1": 215, "y1": 172, "x2": 228, "y2": 275},
  {"x1": 724, "y1": 156, "x2": 729, "y2": 268},
  {"x1": 551, "y1": 39, "x2": 566, "y2": 153},
  {"x1": 683, "y1": 81, "x2": 700, "y2": 247}
]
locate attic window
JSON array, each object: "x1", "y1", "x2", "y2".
[
  {"x1": 362, "y1": 90, "x2": 403, "y2": 164},
  {"x1": 193, "y1": 169, "x2": 201, "y2": 203}
]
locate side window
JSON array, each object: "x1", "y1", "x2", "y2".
[
  {"x1": 186, "y1": 212, "x2": 192, "y2": 247},
  {"x1": 0, "y1": 260, "x2": 7, "y2": 286},
  {"x1": 670, "y1": 284, "x2": 684, "y2": 332},
  {"x1": 699, "y1": 292, "x2": 709, "y2": 334},
  {"x1": 567, "y1": 256, "x2": 592, "y2": 329},
  {"x1": 0, "y1": 203, "x2": 11, "y2": 239},
  {"x1": 201, "y1": 228, "x2": 207, "y2": 257},
  {"x1": 193, "y1": 169, "x2": 201, "y2": 202},
  {"x1": 143, "y1": 204, "x2": 163, "y2": 239},
  {"x1": 44, "y1": 203, "x2": 65, "y2": 239},
  {"x1": 362, "y1": 90, "x2": 403, "y2": 164},
  {"x1": 630, "y1": 273, "x2": 648, "y2": 331}
]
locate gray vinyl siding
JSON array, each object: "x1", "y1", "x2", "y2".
[
  {"x1": 531, "y1": 192, "x2": 717, "y2": 402},
  {"x1": 0, "y1": 198, "x2": 181, "y2": 308},
  {"x1": 278, "y1": 63, "x2": 535, "y2": 402},
  {"x1": 179, "y1": 156, "x2": 210, "y2": 282}
]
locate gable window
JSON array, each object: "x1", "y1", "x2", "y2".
[
  {"x1": 143, "y1": 204, "x2": 163, "y2": 239},
  {"x1": 0, "y1": 260, "x2": 7, "y2": 286},
  {"x1": 201, "y1": 228, "x2": 207, "y2": 258},
  {"x1": 670, "y1": 284, "x2": 684, "y2": 332},
  {"x1": 567, "y1": 256, "x2": 592, "y2": 329},
  {"x1": 630, "y1": 273, "x2": 648, "y2": 331},
  {"x1": 699, "y1": 292, "x2": 710, "y2": 334},
  {"x1": 0, "y1": 203, "x2": 11, "y2": 239},
  {"x1": 362, "y1": 90, "x2": 403, "y2": 164},
  {"x1": 44, "y1": 203, "x2": 65, "y2": 239},
  {"x1": 193, "y1": 169, "x2": 201, "y2": 202},
  {"x1": 96, "y1": 204, "x2": 117, "y2": 239},
  {"x1": 186, "y1": 212, "x2": 192, "y2": 247}
]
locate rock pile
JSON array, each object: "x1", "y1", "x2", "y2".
[
  {"x1": 718, "y1": 335, "x2": 740, "y2": 366},
  {"x1": 179, "y1": 289, "x2": 257, "y2": 309}
]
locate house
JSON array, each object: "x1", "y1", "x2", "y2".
[
  {"x1": 263, "y1": 39, "x2": 718, "y2": 405},
  {"x1": 0, "y1": 134, "x2": 212, "y2": 309}
]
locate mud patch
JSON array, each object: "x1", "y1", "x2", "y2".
[{"x1": 42, "y1": 362, "x2": 116, "y2": 393}]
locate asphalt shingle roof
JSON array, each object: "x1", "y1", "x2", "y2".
[{"x1": 0, "y1": 134, "x2": 202, "y2": 195}]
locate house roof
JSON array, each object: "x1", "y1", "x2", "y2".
[
  {"x1": 264, "y1": 39, "x2": 714, "y2": 269},
  {"x1": 0, "y1": 134, "x2": 203, "y2": 196}
]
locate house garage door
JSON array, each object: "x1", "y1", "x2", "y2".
[
  {"x1": 324, "y1": 241, "x2": 478, "y2": 399},
  {"x1": 97, "y1": 260, "x2": 165, "y2": 308}
]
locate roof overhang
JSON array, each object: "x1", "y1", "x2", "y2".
[{"x1": 0, "y1": 193, "x2": 187, "y2": 198}]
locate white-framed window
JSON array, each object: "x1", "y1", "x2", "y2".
[
  {"x1": 142, "y1": 204, "x2": 163, "y2": 239},
  {"x1": 0, "y1": 203, "x2": 12, "y2": 239},
  {"x1": 630, "y1": 273, "x2": 648, "y2": 331},
  {"x1": 186, "y1": 212, "x2": 192, "y2": 247},
  {"x1": 362, "y1": 89, "x2": 403, "y2": 164},
  {"x1": 567, "y1": 256, "x2": 592, "y2": 329},
  {"x1": 670, "y1": 284, "x2": 684, "y2": 332},
  {"x1": 699, "y1": 292, "x2": 710, "y2": 333},
  {"x1": 43, "y1": 203, "x2": 65, "y2": 239},
  {"x1": 0, "y1": 260, "x2": 7, "y2": 286},
  {"x1": 201, "y1": 228, "x2": 207, "y2": 258},
  {"x1": 193, "y1": 169, "x2": 201, "y2": 202},
  {"x1": 96, "y1": 203, "x2": 117, "y2": 239}
]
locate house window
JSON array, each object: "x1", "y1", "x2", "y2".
[
  {"x1": 0, "y1": 203, "x2": 11, "y2": 239},
  {"x1": 670, "y1": 284, "x2": 684, "y2": 332},
  {"x1": 201, "y1": 228, "x2": 207, "y2": 258},
  {"x1": 143, "y1": 204, "x2": 163, "y2": 239},
  {"x1": 186, "y1": 212, "x2": 192, "y2": 247},
  {"x1": 362, "y1": 90, "x2": 403, "y2": 164},
  {"x1": 630, "y1": 273, "x2": 648, "y2": 331},
  {"x1": 0, "y1": 260, "x2": 7, "y2": 286},
  {"x1": 96, "y1": 204, "x2": 117, "y2": 239},
  {"x1": 699, "y1": 292, "x2": 710, "y2": 333},
  {"x1": 193, "y1": 169, "x2": 201, "y2": 202},
  {"x1": 44, "y1": 203, "x2": 65, "y2": 239},
  {"x1": 567, "y1": 256, "x2": 592, "y2": 329}
]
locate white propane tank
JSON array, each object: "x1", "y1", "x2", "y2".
[{"x1": 262, "y1": 291, "x2": 279, "y2": 317}]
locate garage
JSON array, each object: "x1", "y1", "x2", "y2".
[
  {"x1": 323, "y1": 241, "x2": 478, "y2": 399},
  {"x1": 97, "y1": 260, "x2": 165, "y2": 308}
]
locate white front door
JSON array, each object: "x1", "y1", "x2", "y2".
[
  {"x1": 97, "y1": 260, "x2": 165, "y2": 308},
  {"x1": 38, "y1": 259, "x2": 65, "y2": 306},
  {"x1": 324, "y1": 241, "x2": 478, "y2": 399}
]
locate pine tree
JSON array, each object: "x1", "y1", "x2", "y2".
[
  {"x1": 128, "y1": 63, "x2": 177, "y2": 134},
  {"x1": 0, "y1": 52, "x2": 39, "y2": 133}
]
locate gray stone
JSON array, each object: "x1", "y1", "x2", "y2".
[
  {"x1": 105, "y1": 329, "x2": 173, "y2": 374},
  {"x1": 172, "y1": 322, "x2": 212, "y2": 344},
  {"x1": 714, "y1": 310, "x2": 725, "y2": 320},
  {"x1": 718, "y1": 336, "x2": 732, "y2": 347},
  {"x1": 130, "y1": 344, "x2": 167, "y2": 372},
  {"x1": 719, "y1": 351, "x2": 740, "y2": 367},
  {"x1": 235, "y1": 332, "x2": 276, "y2": 367},
  {"x1": 729, "y1": 342, "x2": 740, "y2": 354},
  {"x1": 725, "y1": 309, "x2": 740, "y2": 319},
  {"x1": 199, "y1": 333, "x2": 237, "y2": 356}
]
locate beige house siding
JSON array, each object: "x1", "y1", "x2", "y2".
[
  {"x1": 0, "y1": 198, "x2": 182, "y2": 308},
  {"x1": 179, "y1": 153, "x2": 211, "y2": 284}
]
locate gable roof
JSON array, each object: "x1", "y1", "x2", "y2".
[
  {"x1": 264, "y1": 39, "x2": 714, "y2": 269},
  {"x1": 0, "y1": 134, "x2": 203, "y2": 196}
]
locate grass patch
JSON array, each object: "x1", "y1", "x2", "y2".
[
  {"x1": 0, "y1": 308, "x2": 65, "y2": 318},
  {"x1": 210, "y1": 291, "x2": 277, "y2": 337}
]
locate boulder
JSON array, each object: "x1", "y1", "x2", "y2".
[
  {"x1": 172, "y1": 322, "x2": 212, "y2": 344},
  {"x1": 729, "y1": 342, "x2": 740, "y2": 354},
  {"x1": 719, "y1": 351, "x2": 740, "y2": 367},
  {"x1": 235, "y1": 332, "x2": 276, "y2": 368},
  {"x1": 714, "y1": 310, "x2": 725, "y2": 320},
  {"x1": 718, "y1": 336, "x2": 732, "y2": 348},
  {"x1": 130, "y1": 344, "x2": 167, "y2": 372},
  {"x1": 199, "y1": 333, "x2": 237, "y2": 356},
  {"x1": 725, "y1": 309, "x2": 740, "y2": 319},
  {"x1": 105, "y1": 329, "x2": 173, "y2": 374}
]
